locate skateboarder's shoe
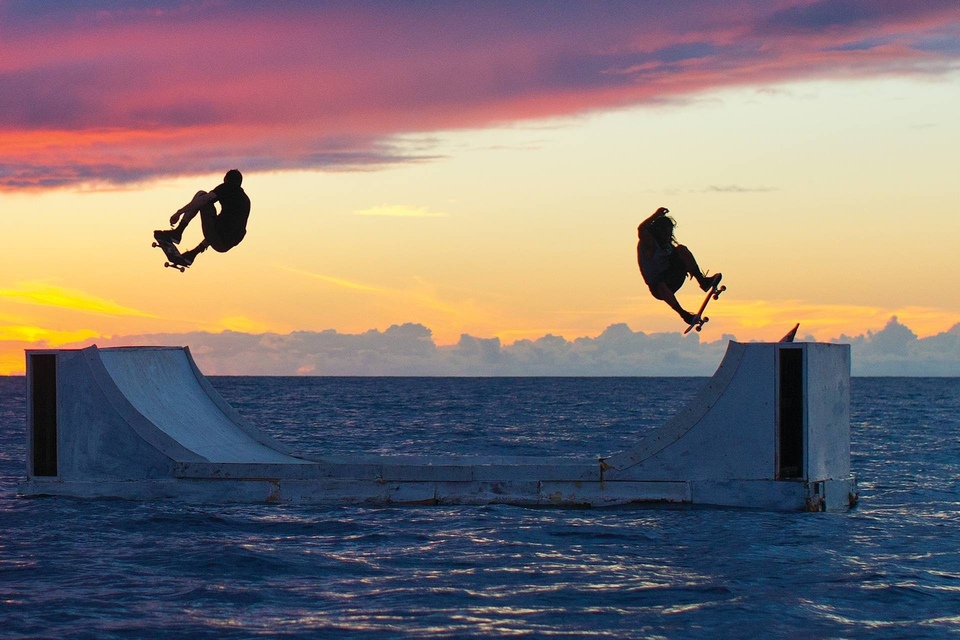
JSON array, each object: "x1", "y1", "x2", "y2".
[
  {"x1": 699, "y1": 272, "x2": 722, "y2": 292},
  {"x1": 153, "y1": 229, "x2": 182, "y2": 245}
]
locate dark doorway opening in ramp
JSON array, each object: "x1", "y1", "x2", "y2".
[
  {"x1": 30, "y1": 354, "x2": 58, "y2": 477},
  {"x1": 778, "y1": 348, "x2": 804, "y2": 479}
]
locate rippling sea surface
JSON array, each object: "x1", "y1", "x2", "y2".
[{"x1": 2, "y1": 376, "x2": 959, "y2": 639}]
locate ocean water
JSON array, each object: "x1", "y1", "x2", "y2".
[{"x1": 1, "y1": 376, "x2": 958, "y2": 639}]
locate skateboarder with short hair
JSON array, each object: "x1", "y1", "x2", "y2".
[
  {"x1": 154, "y1": 169, "x2": 250, "y2": 266},
  {"x1": 637, "y1": 206, "x2": 721, "y2": 325}
]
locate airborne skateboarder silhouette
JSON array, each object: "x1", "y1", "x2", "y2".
[
  {"x1": 637, "y1": 206, "x2": 722, "y2": 326},
  {"x1": 154, "y1": 169, "x2": 250, "y2": 268}
]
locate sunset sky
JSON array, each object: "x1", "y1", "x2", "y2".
[{"x1": 1, "y1": 1, "x2": 959, "y2": 375}]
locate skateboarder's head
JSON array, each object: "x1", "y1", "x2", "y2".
[
  {"x1": 651, "y1": 214, "x2": 675, "y2": 245},
  {"x1": 223, "y1": 169, "x2": 243, "y2": 186}
]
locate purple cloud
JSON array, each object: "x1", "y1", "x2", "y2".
[{"x1": 0, "y1": 1, "x2": 957, "y2": 190}]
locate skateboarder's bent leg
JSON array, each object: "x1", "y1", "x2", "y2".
[
  {"x1": 167, "y1": 190, "x2": 208, "y2": 243},
  {"x1": 675, "y1": 244, "x2": 721, "y2": 292},
  {"x1": 651, "y1": 281, "x2": 697, "y2": 324},
  {"x1": 674, "y1": 244, "x2": 706, "y2": 288},
  {"x1": 645, "y1": 254, "x2": 696, "y2": 322},
  {"x1": 198, "y1": 202, "x2": 232, "y2": 252},
  {"x1": 180, "y1": 204, "x2": 233, "y2": 264}
]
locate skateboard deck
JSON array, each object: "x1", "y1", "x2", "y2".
[
  {"x1": 684, "y1": 280, "x2": 727, "y2": 335},
  {"x1": 152, "y1": 232, "x2": 189, "y2": 272},
  {"x1": 780, "y1": 323, "x2": 800, "y2": 343}
]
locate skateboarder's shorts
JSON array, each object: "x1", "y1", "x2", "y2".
[
  {"x1": 199, "y1": 203, "x2": 244, "y2": 252},
  {"x1": 647, "y1": 252, "x2": 687, "y2": 296}
]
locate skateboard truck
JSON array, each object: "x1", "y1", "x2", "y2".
[{"x1": 152, "y1": 232, "x2": 189, "y2": 272}]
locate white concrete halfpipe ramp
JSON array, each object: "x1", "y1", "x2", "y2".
[
  {"x1": 19, "y1": 342, "x2": 858, "y2": 510},
  {"x1": 98, "y1": 347, "x2": 303, "y2": 465}
]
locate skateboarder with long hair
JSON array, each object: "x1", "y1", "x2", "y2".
[
  {"x1": 154, "y1": 169, "x2": 250, "y2": 266},
  {"x1": 637, "y1": 206, "x2": 721, "y2": 325}
]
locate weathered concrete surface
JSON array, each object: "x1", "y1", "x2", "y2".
[
  {"x1": 99, "y1": 347, "x2": 307, "y2": 464},
  {"x1": 18, "y1": 343, "x2": 858, "y2": 511}
]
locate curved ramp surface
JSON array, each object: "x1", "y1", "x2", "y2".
[
  {"x1": 602, "y1": 340, "x2": 749, "y2": 475},
  {"x1": 99, "y1": 347, "x2": 304, "y2": 464}
]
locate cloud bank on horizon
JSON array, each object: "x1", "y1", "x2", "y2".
[
  {"x1": 2, "y1": 0, "x2": 958, "y2": 189},
  {"x1": 60, "y1": 317, "x2": 960, "y2": 376}
]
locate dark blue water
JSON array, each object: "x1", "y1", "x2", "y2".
[{"x1": 1, "y1": 377, "x2": 959, "y2": 639}]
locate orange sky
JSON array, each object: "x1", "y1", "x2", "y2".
[{"x1": 2, "y1": 2, "x2": 959, "y2": 374}]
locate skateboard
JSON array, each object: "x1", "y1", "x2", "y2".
[
  {"x1": 152, "y1": 232, "x2": 189, "y2": 272},
  {"x1": 780, "y1": 323, "x2": 800, "y2": 343},
  {"x1": 684, "y1": 279, "x2": 727, "y2": 335}
]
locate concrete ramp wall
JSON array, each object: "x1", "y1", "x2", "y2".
[
  {"x1": 23, "y1": 346, "x2": 308, "y2": 484},
  {"x1": 599, "y1": 341, "x2": 852, "y2": 507},
  {"x1": 98, "y1": 347, "x2": 301, "y2": 464},
  {"x1": 601, "y1": 340, "x2": 761, "y2": 479},
  {"x1": 19, "y1": 342, "x2": 857, "y2": 511}
]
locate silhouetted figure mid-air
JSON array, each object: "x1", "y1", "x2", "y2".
[
  {"x1": 153, "y1": 169, "x2": 250, "y2": 269},
  {"x1": 637, "y1": 206, "x2": 722, "y2": 325}
]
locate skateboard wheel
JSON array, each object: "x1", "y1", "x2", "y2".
[
  {"x1": 695, "y1": 325, "x2": 702, "y2": 332},
  {"x1": 152, "y1": 242, "x2": 159, "y2": 248}
]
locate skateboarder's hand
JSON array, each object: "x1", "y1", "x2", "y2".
[{"x1": 169, "y1": 210, "x2": 183, "y2": 226}]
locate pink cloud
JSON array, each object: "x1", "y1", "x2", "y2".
[{"x1": 1, "y1": 1, "x2": 958, "y2": 189}]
